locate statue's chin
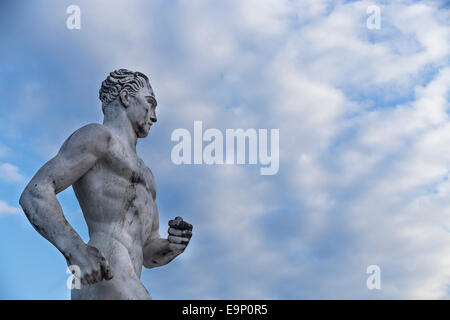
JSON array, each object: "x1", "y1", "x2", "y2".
[{"x1": 136, "y1": 126, "x2": 150, "y2": 138}]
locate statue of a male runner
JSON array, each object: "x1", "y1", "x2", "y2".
[{"x1": 19, "y1": 69, "x2": 193, "y2": 299}]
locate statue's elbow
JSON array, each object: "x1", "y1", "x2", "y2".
[
  {"x1": 19, "y1": 185, "x2": 30, "y2": 210},
  {"x1": 19, "y1": 183, "x2": 36, "y2": 217},
  {"x1": 19, "y1": 182, "x2": 45, "y2": 213}
]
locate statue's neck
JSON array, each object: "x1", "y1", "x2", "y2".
[{"x1": 103, "y1": 104, "x2": 137, "y2": 152}]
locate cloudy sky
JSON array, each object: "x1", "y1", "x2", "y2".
[{"x1": 0, "y1": 0, "x2": 449, "y2": 299}]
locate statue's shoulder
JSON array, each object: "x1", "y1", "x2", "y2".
[
  {"x1": 61, "y1": 123, "x2": 113, "y2": 155},
  {"x1": 75, "y1": 123, "x2": 111, "y2": 135}
]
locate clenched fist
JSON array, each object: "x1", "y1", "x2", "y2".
[
  {"x1": 168, "y1": 216, "x2": 193, "y2": 251},
  {"x1": 67, "y1": 244, "x2": 113, "y2": 286}
]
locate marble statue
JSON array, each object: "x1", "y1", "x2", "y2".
[{"x1": 19, "y1": 69, "x2": 193, "y2": 299}]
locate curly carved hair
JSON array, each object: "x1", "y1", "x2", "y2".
[{"x1": 99, "y1": 69, "x2": 152, "y2": 113}]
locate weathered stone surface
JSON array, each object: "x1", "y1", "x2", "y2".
[{"x1": 19, "y1": 69, "x2": 193, "y2": 300}]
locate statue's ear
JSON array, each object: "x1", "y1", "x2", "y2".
[{"x1": 120, "y1": 89, "x2": 130, "y2": 108}]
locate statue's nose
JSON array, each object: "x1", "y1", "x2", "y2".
[{"x1": 148, "y1": 108, "x2": 157, "y2": 123}]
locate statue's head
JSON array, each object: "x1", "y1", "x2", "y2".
[{"x1": 99, "y1": 69, "x2": 157, "y2": 138}]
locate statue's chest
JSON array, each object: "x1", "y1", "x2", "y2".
[{"x1": 105, "y1": 140, "x2": 155, "y2": 198}]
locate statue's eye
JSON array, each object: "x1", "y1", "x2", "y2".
[{"x1": 146, "y1": 96, "x2": 157, "y2": 107}]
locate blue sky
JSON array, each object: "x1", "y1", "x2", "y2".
[{"x1": 0, "y1": 0, "x2": 449, "y2": 299}]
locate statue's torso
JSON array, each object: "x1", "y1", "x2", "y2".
[{"x1": 72, "y1": 129, "x2": 155, "y2": 281}]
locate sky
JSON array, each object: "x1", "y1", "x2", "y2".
[{"x1": 0, "y1": 0, "x2": 449, "y2": 299}]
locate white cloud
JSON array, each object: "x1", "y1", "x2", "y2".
[
  {"x1": 16, "y1": 0, "x2": 450, "y2": 299},
  {"x1": 0, "y1": 200, "x2": 21, "y2": 216},
  {"x1": 0, "y1": 163, "x2": 25, "y2": 182}
]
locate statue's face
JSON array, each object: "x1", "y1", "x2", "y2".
[{"x1": 126, "y1": 83, "x2": 157, "y2": 138}]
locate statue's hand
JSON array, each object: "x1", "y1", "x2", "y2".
[
  {"x1": 168, "y1": 216, "x2": 193, "y2": 252},
  {"x1": 67, "y1": 244, "x2": 113, "y2": 286}
]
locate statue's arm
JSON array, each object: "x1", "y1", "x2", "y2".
[
  {"x1": 142, "y1": 203, "x2": 177, "y2": 268},
  {"x1": 143, "y1": 201, "x2": 193, "y2": 269},
  {"x1": 19, "y1": 124, "x2": 113, "y2": 284}
]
